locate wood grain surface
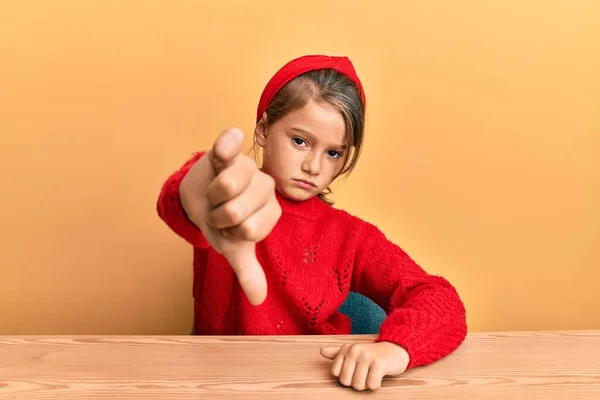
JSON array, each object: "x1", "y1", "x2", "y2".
[{"x1": 1, "y1": 331, "x2": 599, "y2": 399}]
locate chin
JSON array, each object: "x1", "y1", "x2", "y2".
[{"x1": 277, "y1": 185, "x2": 317, "y2": 202}]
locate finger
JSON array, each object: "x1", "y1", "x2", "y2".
[
  {"x1": 351, "y1": 360, "x2": 370, "y2": 391},
  {"x1": 319, "y1": 346, "x2": 341, "y2": 360},
  {"x1": 330, "y1": 351, "x2": 345, "y2": 378},
  {"x1": 205, "y1": 155, "x2": 255, "y2": 208},
  {"x1": 207, "y1": 185, "x2": 262, "y2": 230},
  {"x1": 338, "y1": 356, "x2": 356, "y2": 387},
  {"x1": 224, "y1": 199, "x2": 281, "y2": 242},
  {"x1": 366, "y1": 362, "x2": 386, "y2": 391},
  {"x1": 209, "y1": 128, "x2": 245, "y2": 175},
  {"x1": 207, "y1": 171, "x2": 273, "y2": 229},
  {"x1": 222, "y1": 245, "x2": 267, "y2": 306}
]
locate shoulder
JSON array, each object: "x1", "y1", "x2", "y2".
[{"x1": 315, "y1": 200, "x2": 381, "y2": 236}]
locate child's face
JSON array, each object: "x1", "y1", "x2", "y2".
[{"x1": 256, "y1": 99, "x2": 347, "y2": 201}]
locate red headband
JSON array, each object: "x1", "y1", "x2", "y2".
[{"x1": 256, "y1": 54, "x2": 366, "y2": 121}]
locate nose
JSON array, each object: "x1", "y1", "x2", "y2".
[{"x1": 301, "y1": 151, "x2": 321, "y2": 176}]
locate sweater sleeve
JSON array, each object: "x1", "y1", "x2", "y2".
[
  {"x1": 351, "y1": 221, "x2": 467, "y2": 369},
  {"x1": 156, "y1": 151, "x2": 210, "y2": 248}
]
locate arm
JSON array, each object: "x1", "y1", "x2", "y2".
[
  {"x1": 352, "y1": 222, "x2": 467, "y2": 370},
  {"x1": 156, "y1": 151, "x2": 209, "y2": 248},
  {"x1": 157, "y1": 128, "x2": 281, "y2": 306}
]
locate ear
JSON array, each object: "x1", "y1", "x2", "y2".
[{"x1": 254, "y1": 112, "x2": 268, "y2": 147}]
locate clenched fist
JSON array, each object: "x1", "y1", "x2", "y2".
[{"x1": 179, "y1": 128, "x2": 282, "y2": 305}]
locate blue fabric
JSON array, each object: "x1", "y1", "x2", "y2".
[
  {"x1": 191, "y1": 292, "x2": 386, "y2": 335},
  {"x1": 339, "y1": 292, "x2": 387, "y2": 334}
]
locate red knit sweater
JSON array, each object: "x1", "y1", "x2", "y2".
[{"x1": 157, "y1": 152, "x2": 467, "y2": 369}]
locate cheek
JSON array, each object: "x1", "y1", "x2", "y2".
[
  {"x1": 268, "y1": 135, "x2": 289, "y2": 153},
  {"x1": 264, "y1": 136, "x2": 283, "y2": 160},
  {"x1": 264, "y1": 140, "x2": 291, "y2": 171},
  {"x1": 329, "y1": 158, "x2": 345, "y2": 175},
  {"x1": 275, "y1": 139, "x2": 301, "y2": 161}
]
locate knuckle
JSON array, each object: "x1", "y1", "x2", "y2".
[
  {"x1": 225, "y1": 205, "x2": 243, "y2": 224},
  {"x1": 239, "y1": 156, "x2": 257, "y2": 175},
  {"x1": 239, "y1": 221, "x2": 257, "y2": 240},
  {"x1": 220, "y1": 178, "x2": 238, "y2": 197},
  {"x1": 360, "y1": 353, "x2": 374, "y2": 364},
  {"x1": 349, "y1": 344, "x2": 363, "y2": 357},
  {"x1": 340, "y1": 343, "x2": 354, "y2": 356}
]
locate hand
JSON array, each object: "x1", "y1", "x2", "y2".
[
  {"x1": 179, "y1": 128, "x2": 282, "y2": 306},
  {"x1": 319, "y1": 341, "x2": 410, "y2": 391}
]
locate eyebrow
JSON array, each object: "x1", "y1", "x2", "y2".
[{"x1": 290, "y1": 127, "x2": 347, "y2": 149}]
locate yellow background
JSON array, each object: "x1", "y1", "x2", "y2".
[{"x1": 1, "y1": 1, "x2": 598, "y2": 335}]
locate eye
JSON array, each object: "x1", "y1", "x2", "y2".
[
  {"x1": 327, "y1": 150, "x2": 342, "y2": 159},
  {"x1": 293, "y1": 137, "x2": 307, "y2": 146}
]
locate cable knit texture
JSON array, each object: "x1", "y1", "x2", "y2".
[{"x1": 157, "y1": 152, "x2": 467, "y2": 369}]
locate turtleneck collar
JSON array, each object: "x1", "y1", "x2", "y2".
[{"x1": 274, "y1": 189, "x2": 324, "y2": 221}]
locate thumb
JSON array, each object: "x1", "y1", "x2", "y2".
[
  {"x1": 209, "y1": 128, "x2": 245, "y2": 174},
  {"x1": 222, "y1": 244, "x2": 267, "y2": 306},
  {"x1": 319, "y1": 346, "x2": 341, "y2": 360}
]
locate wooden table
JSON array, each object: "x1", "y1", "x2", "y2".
[{"x1": 1, "y1": 331, "x2": 599, "y2": 399}]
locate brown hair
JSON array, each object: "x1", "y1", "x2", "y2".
[{"x1": 253, "y1": 68, "x2": 366, "y2": 205}]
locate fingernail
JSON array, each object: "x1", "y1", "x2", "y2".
[
  {"x1": 211, "y1": 154, "x2": 225, "y2": 172},
  {"x1": 213, "y1": 159, "x2": 224, "y2": 170}
]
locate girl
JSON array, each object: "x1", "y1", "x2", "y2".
[{"x1": 157, "y1": 54, "x2": 467, "y2": 391}]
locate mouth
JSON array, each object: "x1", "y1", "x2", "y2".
[{"x1": 292, "y1": 178, "x2": 317, "y2": 189}]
